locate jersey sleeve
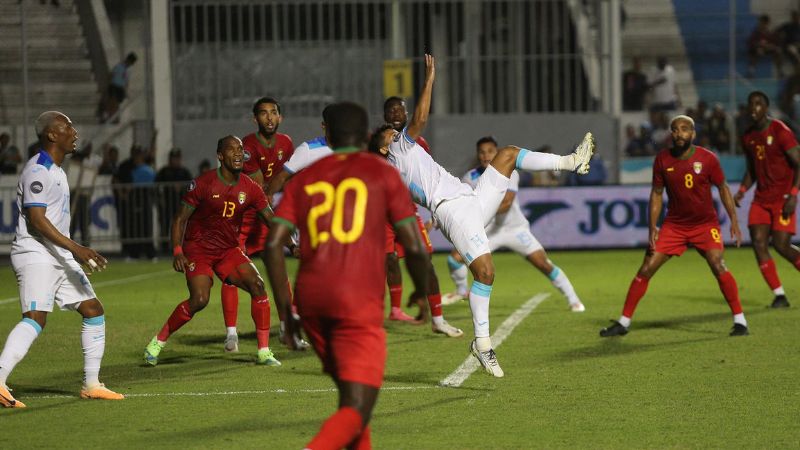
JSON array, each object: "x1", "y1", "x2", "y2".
[
  {"x1": 508, "y1": 171, "x2": 520, "y2": 192},
  {"x1": 20, "y1": 166, "x2": 51, "y2": 208},
  {"x1": 283, "y1": 142, "x2": 310, "y2": 174},
  {"x1": 181, "y1": 178, "x2": 203, "y2": 209},
  {"x1": 273, "y1": 178, "x2": 299, "y2": 231},
  {"x1": 652, "y1": 154, "x2": 664, "y2": 188},
  {"x1": 243, "y1": 140, "x2": 261, "y2": 175},
  {"x1": 777, "y1": 122, "x2": 799, "y2": 152},
  {"x1": 383, "y1": 166, "x2": 417, "y2": 227}
]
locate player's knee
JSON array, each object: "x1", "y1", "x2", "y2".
[
  {"x1": 249, "y1": 277, "x2": 267, "y2": 297},
  {"x1": 494, "y1": 146, "x2": 519, "y2": 169},
  {"x1": 189, "y1": 295, "x2": 210, "y2": 312},
  {"x1": 471, "y1": 264, "x2": 495, "y2": 284}
]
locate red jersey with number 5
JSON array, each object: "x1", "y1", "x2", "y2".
[
  {"x1": 242, "y1": 132, "x2": 294, "y2": 185},
  {"x1": 653, "y1": 146, "x2": 725, "y2": 227},
  {"x1": 742, "y1": 119, "x2": 799, "y2": 204},
  {"x1": 274, "y1": 151, "x2": 416, "y2": 322},
  {"x1": 181, "y1": 168, "x2": 269, "y2": 254}
]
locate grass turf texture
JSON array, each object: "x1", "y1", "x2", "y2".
[{"x1": 0, "y1": 248, "x2": 798, "y2": 448}]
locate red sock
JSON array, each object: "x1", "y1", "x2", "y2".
[
  {"x1": 794, "y1": 256, "x2": 800, "y2": 271},
  {"x1": 251, "y1": 295, "x2": 271, "y2": 349},
  {"x1": 621, "y1": 275, "x2": 650, "y2": 319},
  {"x1": 389, "y1": 284, "x2": 402, "y2": 309},
  {"x1": 428, "y1": 293, "x2": 442, "y2": 318},
  {"x1": 717, "y1": 271, "x2": 743, "y2": 315},
  {"x1": 157, "y1": 300, "x2": 193, "y2": 341},
  {"x1": 221, "y1": 284, "x2": 239, "y2": 328},
  {"x1": 307, "y1": 406, "x2": 363, "y2": 450},
  {"x1": 348, "y1": 426, "x2": 371, "y2": 450},
  {"x1": 758, "y1": 259, "x2": 782, "y2": 290}
]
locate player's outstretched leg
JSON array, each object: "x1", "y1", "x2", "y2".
[
  {"x1": 220, "y1": 284, "x2": 240, "y2": 352},
  {"x1": 526, "y1": 250, "x2": 584, "y2": 312},
  {"x1": 0, "y1": 316, "x2": 42, "y2": 408},
  {"x1": 467, "y1": 254, "x2": 503, "y2": 377},
  {"x1": 442, "y1": 252, "x2": 469, "y2": 305},
  {"x1": 494, "y1": 132, "x2": 595, "y2": 176},
  {"x1": 77, "y1": 300, "x2": 123, "y2": 400}
]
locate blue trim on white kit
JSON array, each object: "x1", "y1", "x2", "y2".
[
  {"x1": 515, "y1": 148, "x2": 530, "y2": 169},
  {"x1": 83, "y1": 315, "x2": 105, "y2": 326},
  {"x1": 470, "y1": 281, "x2": 493, "y2": 297},
  {"x1": 548, "y1": 266, "x2": 561, "y2": 281},
  {"x1": 23, "y1": 202, "x2": 47, "y2": 208},
  {"x1": 22, "y1": 318, "x2": 42, "y2": 335},
  {"x1": 447, "y1": 254, "x2": 464, "y2": 270}
]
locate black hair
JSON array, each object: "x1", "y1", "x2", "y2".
[
  {"x1": 216, "y1": 135, "x2": 238, "y2": 153},
  {"x1": 368, "y1": 124, "x2": 395, "y2": 154},
  {"x1": 383, "y1": 96, "x2": 405, "y2": 112},
  {"x1": 748, "y1": 90, "x2": 770, "y2": 106},
  {"x1": 126, "y1": 52, "x2": 138, "y2": 63},
  {"x1": 321, "y1": 104, "x2": 334, "y2": 124},
  {"x1": 475, "y1": 136, "x2": 498, "y2": 148},
  {"x1": 252, "y1": 97, "x2": 282, "y2": 116},
  {"x1": 326, "y1": 102, "x2": 369, "y2": 148}
]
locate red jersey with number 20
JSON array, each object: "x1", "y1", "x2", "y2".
[
  {"x1": 181, "y1": 168, "x2": 270, "y2": 254},
  {"x1": 742, "y1": 119, "x2": 799, "y2": 204},
  {"x1": 653, "y1": 146, "x2": 725, "y2": 227},
  {"x1": 275, "y1": 151, "x2": 416, "y2": 323},
  {"x1": 242, "y1": 132, "x2": 294, "y2": 185}
]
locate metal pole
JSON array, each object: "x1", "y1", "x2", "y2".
[
  {"x1": 729, "y1": 0, "x2": 737, "y2": 153},
  {"x1": 610, "y1": 0, "x2": 621, "y2": 116},
  {"x1": 20, "y1": 1, "x2": 30, "y2": 148}
]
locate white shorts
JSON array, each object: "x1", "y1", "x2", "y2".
[
  {"x1": 487, "y1": 225, "x2": 543, "y2": 256},
  {"x1": 473, "y1": 165, "x2": 511, "y2": 226},
  {"x1": 14, "y1": 261, "x2": 96, "y2": 313}
]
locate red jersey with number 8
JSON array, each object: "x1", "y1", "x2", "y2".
[
  {"x1": 652, "y1": 146, "x2": 725, "y2": 227},
  {"x1": 742, "y1": 119, "x2": 799, "y2": 204},
  {"x1": 181, "y1": 168, "x2": 269, "y2": 254},
  {"x1": 275, "y1": 151, "x2": 416, "y2": 323}
]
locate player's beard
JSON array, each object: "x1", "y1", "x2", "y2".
[
  {"x1": 671, "y1": 138, "x2": 690, "y2": 155},
  {"x1": 259, "y1": 122, "x2": 279, "y2": 138}
]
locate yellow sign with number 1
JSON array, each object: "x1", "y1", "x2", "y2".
[{"x1": 383, "y1": 59, "x2": 413, "y2": 99}]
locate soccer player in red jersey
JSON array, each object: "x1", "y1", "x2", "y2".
[
  {"x1": 601, "y1": 115, "x2": 750, "y2": 337},
  {"x1": 143, "y1": 135, "x2": 284, "y2": 366},
  {"x1": 220, "y1": 97, "x2": 298, "y2": 353},
  {"x1": 264, "y1": 102, "x2": 430, "y2": 450},
  {"x1": 734, "y1": 91, "x2": 800, "y2": 308}
]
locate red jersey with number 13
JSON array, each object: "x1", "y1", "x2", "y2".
[
  {"x1": 181, "y1": 168, "x2": 269, "y2": 254},
  {"x1": 275, "y1": 151, "x2": 416, "y2": 323},
  {"x1": 242, "y1": 132, "x2": 294, "y2": 185},
  {"x1": 742, "y1": 119, "x2": 799, "y2": 204},
  {"x1": 653, "y1": 145, "x2": 725, "y2": 227}
]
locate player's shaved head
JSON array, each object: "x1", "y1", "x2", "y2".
[
  {"x1": 326, "y1": 102, "x2": 368, "y2": 149},
  {"x1": 748, "y1": 90, "x2": 770, "y2": 106},
  {"x1": 216, "y1": 135, "x2": 241, "y2": 153},
  {"x1": 35, "y1": 111, "x2": 67, "y2": 139}
]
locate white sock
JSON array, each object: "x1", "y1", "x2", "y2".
[
  {"x1": 432, "y1": 315, "x2": 445, "y2": 327},
  {"x1": 618, "y1": 316, "x2": 632, "y2": 328},
  {"x1": 468, "y1": 281, "x2": 492, "y2": 347},
  {"x1": 773, "y1": 287, "x2": 785, "y2": 296},
  {"x1": 226, "y1": 326, "x2": 238, "y2": 337},
  {"x1": 516, "y1": 148, "x2": 575, "y2": 172},
  {"x1": 0, "y1": 319, "x2": 41, "y2": 385},
  {"x1": 447, "y1": 255, "x2": 468, "y2": 296},
  {"x1": 548, "y1": 266, "x2": 580, "y2": 306},
  {"x1": 81, "y1": 316, "x2": 106, "y2": 387},
  {"x1": 733, "y1": 313, "x2": 747, "y2": 327}
]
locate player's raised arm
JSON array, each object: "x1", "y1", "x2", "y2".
[
  {"x1": 24, "y1": 206, "x2": 106, "y2": 271},
  {"x1": 405, "y1": 54, "x2": 435, "y2": 141},
  {"x1": 170, "y1": 202, "x2": 195, "y2": 272},
  {"x1": 263, "y1": 219, "x2": 298, "y2": 348},
  {"x1": 782, "y1": 146, "x2": 800, "y2": 218},
  {"x1": 717, "y1": 182, "x2": 742, "y2": 247},
  {"x1": 648, "y1": 186, "x2": 664, "y2": 249}
]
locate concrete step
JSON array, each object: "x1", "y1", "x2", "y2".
[
  {"x1": 0, "y1": 11, "x2": 79, "y2": 25},
  {"x1": 0, "y1": 107, "x2": 96, "y2": 125},
  {"x1": 0, "y1": 46, "x2": 88, "y2": 60},
  {"x1": 0, "y1": 80, "x2": 96, "y2": 94},
  {"x1": 2, "y1": 58, "x2": 90, "y2": 70},
  {"x1": 0, "y1": 68, "x2": 94, "y2": 82},
  {"x1": 0, "y1": 35, "x2": 85, "y2": 48}
]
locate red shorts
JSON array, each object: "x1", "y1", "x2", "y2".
[
  {"x1": 239, "y1": 210, "x2": 269, "y2": 256},
  {"x1": 385, "y1": 215, "x2": 433, "y2": 257},
  {"x1": 748, "y1": 201, "x2": 796, "y2": 234},
  {"x1": 654, "y1": 222, "x2": 724, "y2": 256},
  {"x1": 301, "y1": 316, "x2": 386, "y2": 388},
  {"x1": 184, "y1": 246, "x2": 251, "y2": 283}
]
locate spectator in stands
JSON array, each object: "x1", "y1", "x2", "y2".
[
  {"x1": 0, "y1": 133, "x2": 21, "y2": 175},
  {"x1": 648, "y1": 57, "x2": 679, "y2": 112},
  {"x1": 649, "y1": 111, "x2": 671, "y2": 149},
  {"x1": 778, "y1": 11, "x2": 800, "y2": 66},
  {"x1": 67, "y1": 143, "x2": 101, "y2": 246},
  {"x1": 567, "y1": 153, "x2": 606, "y2": 186},
  {"x1": 623, "y1": 56, "x2": 648, "y2": 111},
  {"x1": 98, "y1": 144, "x2": 119, "y2": 175},
  {"x1": 129, "y1": 145, "x2": 156, "y2": 260},
  {"x1": 708, "y1": 103, "x2": 731, "y2": 153},
  {"x1": 155, "y1": 148, "x2": 192, "y2": 253},
  {"x1": 735, "y1": 103, "x2": 753, "y2": 148},
  {"x1": 197, "y1": 158, "x2": 212, "y2": 176},
  {"x1": 624, "y1": 123, "x2": 656, "y2": 157},
  {"x1": 100, "y1": 52, "x2": 137, "y2": 123},
  {"x1": 748, "y1": 15, "x2": 783, "y2": 78}
]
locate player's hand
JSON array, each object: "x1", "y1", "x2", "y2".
[
  {"x1": 648, "y1": 227, "x2": 659, "y2": 250},
  {"x1": 173, "y1": 254, "x2": 190, "y2": 273},
  {"x1": 731, "y1": 223, "x2": 743, "y2": 248},
  {"x1": 425, "y1": 54, "x2": 435, "y2": 82},
  {"x1": 283, "y1": 315, "x2": 303, "y2": 351},
  {"x1": 733, "y1": 191, "x2": 745, "y2": 207},
  {"x1": 782, "y1": 195, "x2": 797, "y2": 219},
  {"x1": 73, "y1": 245, "x2": 108, "y2": 273}
]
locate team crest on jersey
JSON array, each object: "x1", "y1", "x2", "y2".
[
  {"x1": 767, "y1": 136, "x2": 773, "y2": 145},
  {"x1": 238, "y1": 192, "x2": 246, "y2": 204},
  {"x1": 188, "y1": 180, "x2": 196, "y2": 192},
  {"x1": 243, "y1": 150, "x2": 251, "y2": 162},
  {"x1": 277, "y1": 150, "x2": 284, "y2": 160},
  {"x1": 693, "y1": 162, "x2": 703, "y2": 174}
]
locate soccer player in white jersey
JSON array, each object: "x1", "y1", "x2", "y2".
[
  {"x1": 0, "y1": 112, "x2": 124, "y2": 408},
  {"x1": 368, "y1": 55, "x2": 594, "y2": 377},
  {"x1": 442, "y1": 136, "x2": 585, "y2": 312}
]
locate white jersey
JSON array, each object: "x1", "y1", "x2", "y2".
[
  {"x1": 11, "y1": 151, "x2": 75, "y2": 268},
  {"x1": 283, "y1": 137, "x2": 331, "y2": 174},
  {"x1": 387, "y1": 129, "x2": 472, "y2": 211},
  {"x1": 462, "y1": 167, "x2": 529, "y2": 230}
]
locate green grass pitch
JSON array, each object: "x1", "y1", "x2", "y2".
[{"x1": 0, "y1": 248, "x2": 798, "y2": 448}]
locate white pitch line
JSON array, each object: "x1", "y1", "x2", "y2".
[
  {"x1": 0, "y1": 269, "x2": 174, "y2": 306},
  {"x1": 23, "y1": 385, "x2": 439, "y2": 399},
  {"x1": 439, "y1": 292, "x2": 550, "y2": 388}
]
